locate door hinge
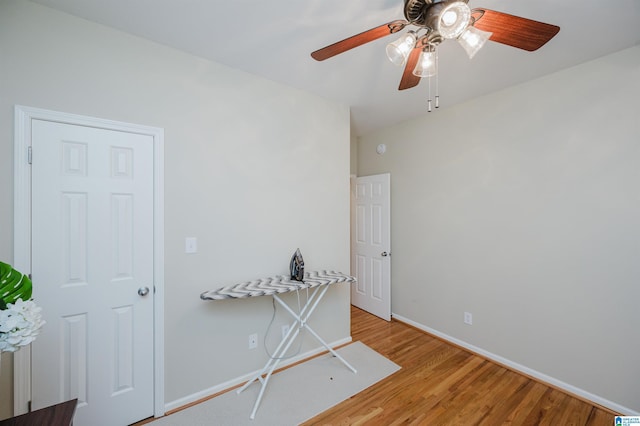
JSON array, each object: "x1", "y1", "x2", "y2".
[{"x1": 27, "y1": 146, "x2": 32, "y2": 164}]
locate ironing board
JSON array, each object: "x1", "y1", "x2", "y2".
[{"x1": 200, "y1": 270, "x2": 357, "y2": 419}]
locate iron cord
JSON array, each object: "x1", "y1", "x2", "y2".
[{"x1": 263, "y1": 288, "x2": 306, "y2": 360}]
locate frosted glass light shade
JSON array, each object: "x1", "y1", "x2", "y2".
[
  {"x1": 437, "y1": 2, "x2": 471, "y2": 39},
  {"x1": 386, "y1": 32, "x2": 417, "y2": 66},
  {"x1": 458, "y1": 25, "x2": 492, "y2": 58},
  {"x1": 412, "y1": 49, "x2": 437, "y2": 77}
]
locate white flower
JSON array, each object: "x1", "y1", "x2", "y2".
[{"x1": 0, "y1": 298, "x2": 46, "y2": 352}]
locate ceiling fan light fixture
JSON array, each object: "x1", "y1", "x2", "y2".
[
  {"x1": 431, "y1": 1, "x2": 471, "y2": 39},
  {"x1": 412, "y1": 47, "x2": 437, "y2": 77},
  {"x1": 458, "y1": 25, "x2": 492, "y2": 59},
  {"x1": 386, "y1": 31, "x2": 417, "y2": 66}
]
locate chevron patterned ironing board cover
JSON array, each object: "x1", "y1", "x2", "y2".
[{"x1": 200, "y1": 270, "x2": 355, "y2": 300}]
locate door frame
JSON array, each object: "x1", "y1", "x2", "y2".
[{"x1": 13, "y1": 105, "x2": 165, "y2": 419}]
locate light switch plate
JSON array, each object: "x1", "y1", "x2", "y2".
[{"x1": 185, "y1": 237, "x2": 197, "y2": 254}]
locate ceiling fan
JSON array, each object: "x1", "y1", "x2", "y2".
[{"x1": 311, "y1": 0, "x2": 560, "y2": 92}]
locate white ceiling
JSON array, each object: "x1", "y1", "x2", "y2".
[{"x1": 31, "y1": 0, "x2": 640, "y2": 136}]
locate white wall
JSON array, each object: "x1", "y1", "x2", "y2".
[
  {"x1": 0, "y1": 0, "x2": 351, "y2": 418},
  {"x1": 358, "y1": 45, "x2": 640, "y2": 414}
]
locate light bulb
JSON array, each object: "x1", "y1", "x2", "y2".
[
  {"x1": 441, "y1": 10, "x2": 458, "y2": 26},
  {"x1": 412, "y1": 49, "x2": 437, "y2": 77},
  {"x1": 386, "y1": 31, "x2": 417, "y2": 66},
  {"x1": 458, "y1": 26, "x2": 492, "y2": 59},
  {"x1": 437, "y1": 1, "x2": 471, "y2": 39}
]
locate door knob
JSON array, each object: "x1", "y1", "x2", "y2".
[
  {"x1": 138, "y1": 286, "x2": 150, "y2": 297},
  {"x1": 381, "y1": 251, "x2": 390, "y2": 257}
]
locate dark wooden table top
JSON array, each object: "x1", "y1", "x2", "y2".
[{"x1": 0, "y1": 399, "x2": 77, "y2": 426}]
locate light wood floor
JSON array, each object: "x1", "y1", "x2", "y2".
[{"x1": 302, "y1": 305, "x2": 617, "y2": 426}]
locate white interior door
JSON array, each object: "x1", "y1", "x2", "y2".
[
  {"x1": 30, "y1": 119, "x2": 155, "y2": 426},
  {"x1": 351, "y1": 173, "x2": 391, "y2": 321}
]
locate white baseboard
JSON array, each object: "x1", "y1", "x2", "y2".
[
  {"x1": 391, "y1": 313, "x2": 639, "y2": 416},
  {"x1": 164, "y1": 336, "x2": 353, "y2": 414}
]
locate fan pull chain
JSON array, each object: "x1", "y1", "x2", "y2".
[
  {"x1": 427, "y1": 75, "x2": 432, "y2": 112},
  {"x1": 435, "y1": 47, "x2": 439, "y2": 109}
]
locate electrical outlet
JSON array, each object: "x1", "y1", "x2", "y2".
[
  {"x1": 248, "y1": 333, "x2": 258, "y2": 349},
  {"x1": 464, "y1": 312, "x2": 473, "y2": 326},
  {"x1": 281, "y1": 324, "x2": 290, "y2": 340}
]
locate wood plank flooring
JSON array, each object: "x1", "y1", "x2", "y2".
[{"x1": 302, "y1": 305, "x2": 617, "y2": 426}]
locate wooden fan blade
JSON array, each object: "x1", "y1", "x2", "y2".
[
  {"x1": 472, "y1": 9, "x2": 560, "y2": 51},
  {"x1": 311, "y1": 20, "x2": 408, "y2": 61},
  {"x1": 398, "y1": 47, "x2": 422, "y2": 90}
]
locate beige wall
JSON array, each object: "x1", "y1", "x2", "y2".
[
  {"x1": 358, "y1": 45, "x2": 640, "y2": 414},
  {"x1": 0, "y1": 1, "x2": 351, "y2": 419}
]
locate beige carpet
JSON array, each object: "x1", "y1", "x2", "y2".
[{"x1": 151, "y1": 341, "x2": 400, "y2": 426}]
